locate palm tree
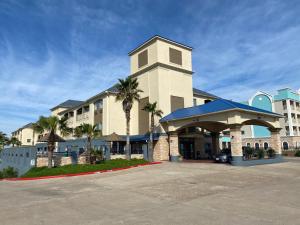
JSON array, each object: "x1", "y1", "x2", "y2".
[
  {"x1": 31, "y1": 123, "x2": 41, "y2": 146},
  {"x1": 143, "y1": 102, "x2": 163, "y2": 161},
  {"x1": 116, "y1": 77, "x2": 143, "y2": 160},
  {"x1": 8, "y1": 137, "x2": 21, "y2": 147},
  {"x1": 33, "y1": 116, "x2": 72, "y2": 168},
  {"x1": 0, "y1": 131, "x2": 8, "y2": 150},
  {"x1": 74, "y1": 123, "x2": 101, "y2": 163}
]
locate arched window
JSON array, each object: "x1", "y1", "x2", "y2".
[
  {"x1": 246, "y1": 143, "x2": 251, "y2": 147},
  {"x1": 263, "y1": 142, "x2": 269, "y2": 150},
  {"x1": 255, "y1": 143, "x2": 260, "y2": 149},
  {"x1": 283, "y1": 142, "x2": 289, "y2": 150}
]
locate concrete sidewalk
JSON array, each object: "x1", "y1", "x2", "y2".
[{"x1": 0, "y1": 161, "x2": 299, "y2": 225}]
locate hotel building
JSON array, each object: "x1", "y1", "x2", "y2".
[
  {"x1": 11, "y1": 36, "x2": 283, "y2": 165},
  {"x1": 242, "y1": 88, "x2": 300, "y2": 149}
]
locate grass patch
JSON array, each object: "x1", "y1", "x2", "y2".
[{"x1": 22, "y1": 159, "x2": 148, "y2": 178}]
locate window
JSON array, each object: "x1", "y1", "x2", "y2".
[
  {"x1": 204, "y1": 99, "x2": 211, "y2": 104},
  {"x1": 83, "y1": 105, "x2": 89, "y2": 113},
  {"x1": 255, "y1": 143, "x2": 260, "y2": 149},
  {"x1": 171, "y1": 96, "x2": 184, "y2": 112},
  {"x1": 263, "y1": 142, "x2": 269, "y2": 150},
  {"x1": 95, "y1": 123, "x2": 102, "y2": 131},
  {"x1": 193, "y1": 98, "x2": 197, "y2": 106},
  {"x1": 77, "y1": 108, "x2": 82, "y2": 115},
  {"x1": 27, "y1": 139, "x2": 31, "y2": 143},
  {"x1": 169, "y1": 48, "x2": 182, "y2": 65},
  {"x1": 246, "y1": 143, "x2": 251, "y2": 147},
  {"x1": 94, "y1": 99, "x2": 103, "y2": 110},
  {"x1": 131, "y1": 143, "x2": 144, "y2": 154},
  {"x1": 138, "y1": 49, "x2": 148, "y2": 68},
  {"x1": 111, "y1": 142, "x2": 125, "y2": 155},
  {"x1": 283, "y1": 142, "x2": 289, "y2": 150}
]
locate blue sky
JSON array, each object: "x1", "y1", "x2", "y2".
[{"x1": 0, "y1": 0, "x2": 300, "y2": 135}]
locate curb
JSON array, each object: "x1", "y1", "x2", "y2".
[{"x1": 1, "y1": 162, "x2": 162, "y2": 181}]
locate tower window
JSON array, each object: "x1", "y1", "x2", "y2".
[
  {"x1": 169, "y1": 48, "x2": 182, "y2": 65},
  {"x1": 138, "y1": 49, "x2": 148, "y2": 68}
]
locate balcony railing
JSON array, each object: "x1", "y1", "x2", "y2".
[{"x1": 76, "y1": 113, "x2": 89, "y2": 122}]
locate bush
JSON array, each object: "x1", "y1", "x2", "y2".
[
  {"x1": 256, "y1": 148, "x2": 265, "y2": 159},
  {"x1": 1, "y1": 167, "x2": 18, "y2": 178},
  {"x1": 267, "y1": 148, "x2": 276, "y2": 158},
  {"x1": 22, "y1": 159, "x2": 148, "y2": 178},
  {"x1": 91, "y1": 148, "x2": 104, "y2": 164},
  {"x1": 0, "y1": 171, "x2": 3, "y2": 179},
  {"x1": 295, "y1": 150, "x2": 300, "y2": 157},
  {"x1": 244, "y1": 147, "x2": 255, "y2": 159}
]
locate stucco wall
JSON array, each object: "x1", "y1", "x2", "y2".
[{"x1": 0, "y1": 146, "x2": 37, "y2": 176}]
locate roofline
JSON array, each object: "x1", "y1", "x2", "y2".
[
  {"x1": 50, "y1": 100, "x2": 84, "y2": 111},
  {"x1": 193, "y1": 92, "x2": 219, "y2": 99},
  {"x1": 50, "y1": 105, "x2": 69, "y2": 111},
  {"x1": 128, "y1": 35, "x2": 193, "y2": 56},
  {"x1": 58, "y1": 90, "x2": 118, "y2": 115},
  {"x1": 160, "y1": 108, "x2": 283, "y2": 123}
]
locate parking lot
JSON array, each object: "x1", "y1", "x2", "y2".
[{"x1": 0, "y1": 159, "x2": 299, "y2": 225}]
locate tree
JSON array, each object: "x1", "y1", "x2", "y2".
[
  {"x1": 0, "y1": 132, "x2": 9, "y2": 150},
  {"x1": 33, "y1": 116, "x2": 72, "y2": 168},
  {"x1": 116, "y1": 77, "x2": 143, "y2": 160},
  {"x1": 143, "y1": 102, "x2": 163, "y2": 162},
  {"x1": 8, "y1": 137, "x2": 21, "y2": 147},
  {"x1": 74, "y1": 123, "x2": 101, "y2": 163}
]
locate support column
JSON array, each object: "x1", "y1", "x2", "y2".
[
  {"x1": 269, "y1": 128, "x2": 282, "y2": 156},
  {"x1": 194, "y1": 134, "x2": 205, "y2": 159},
  {"x1": 169, "y1": 132, "x2": 180, "y2": 162},
  {"x1": 211, "y1": 132, "x2": 220, "y2": 158},
  {"x1": 230, "y1": 125, "x2": 243, "y2": 165}
]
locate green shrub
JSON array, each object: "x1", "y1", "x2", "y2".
[
  {"x1": 22, "y1": 159, "x2": 148, "y2": 178},
  {"x1": 267, "y1": 148, "x2": 276, "y2": 158},
  {"x1": 256, "y1": 148, "x2": 265, "y2": 159},
  {"x1": 295, "y1": 150, "x2": 300, "y2": 157},
  {"x1": 1, "y1": 167, "x2": 18, "y2": 178},
  {"x1": 0, "y1": 171, "x2": 3, "y2": 179},
  {"x1": 244, "y1": 147, "x2": 255, "y2": 159}
]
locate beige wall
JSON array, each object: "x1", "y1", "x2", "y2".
[
  {"x1": 44, "y1": 37, "x2": 197, "y2": 138},
  {"x1": 193, "y1": 95, "x2": 214, "y2": 106},
  {"x1": 103, "y1": 94, "x2": 127, "y2": 135},
  {"x1": 12, "y1": 127, "x2": 38, "y2": 146},
  {"x1": 243, "y1": 136, "x2": 300, "y2": 149},
  {"x1": 51, "y1": 107, "x2": 69, "y2": 117},
  {"x1": 163, "y1": 110, "x2": 281, "y2": 133},
  {"x1": 130, "y1": 39, "x2": 192, "y2": 75}
]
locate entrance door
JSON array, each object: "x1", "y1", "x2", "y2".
[{"x1": 179, "y1": 138, "x2": 195, "y2": 160}]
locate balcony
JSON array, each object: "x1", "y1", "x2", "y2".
[
  {"x1": 76, "y1": 112, "x2": 89, "y2": 122},
  {"x1": 94, "y1": 108, "x2": 103, "y2": 114},
  {"x1": 66, "y1": 120, "x2": 74, "y2": 126}
]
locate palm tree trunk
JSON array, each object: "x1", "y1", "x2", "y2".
[
  {"x1": 86, "y1": 136, "x2": 92, "y2": 164},
  {"x1": 47, "y1": 143, "x2": 54, "y2": 168},
  {"x1": 126, "y1": 111, "x2": 131, "y2": 160},
  {"x1": 149, "y1": 114, "x2": 154, "y2": 162},
  {"x1": 48, "y1": 131, "x2": 55, "y2": 168},
  {"x1": 32, "y1": 131, "x2": 35, "y2": 146}
]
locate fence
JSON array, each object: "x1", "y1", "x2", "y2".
[
  {"x1": 0, "y1": 138, "x2": 146, "y2": 176},
  {"x1": 0, "y1": 146, "x2": 37, "y2": 176}
]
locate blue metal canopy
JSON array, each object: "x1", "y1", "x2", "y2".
[{"x1": 160, "y1": 99, "x2": 282, "y2": 122}]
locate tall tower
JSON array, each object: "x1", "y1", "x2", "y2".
[{"x1": 128, "y1": 36, "x2": 194, "y2": 134}]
